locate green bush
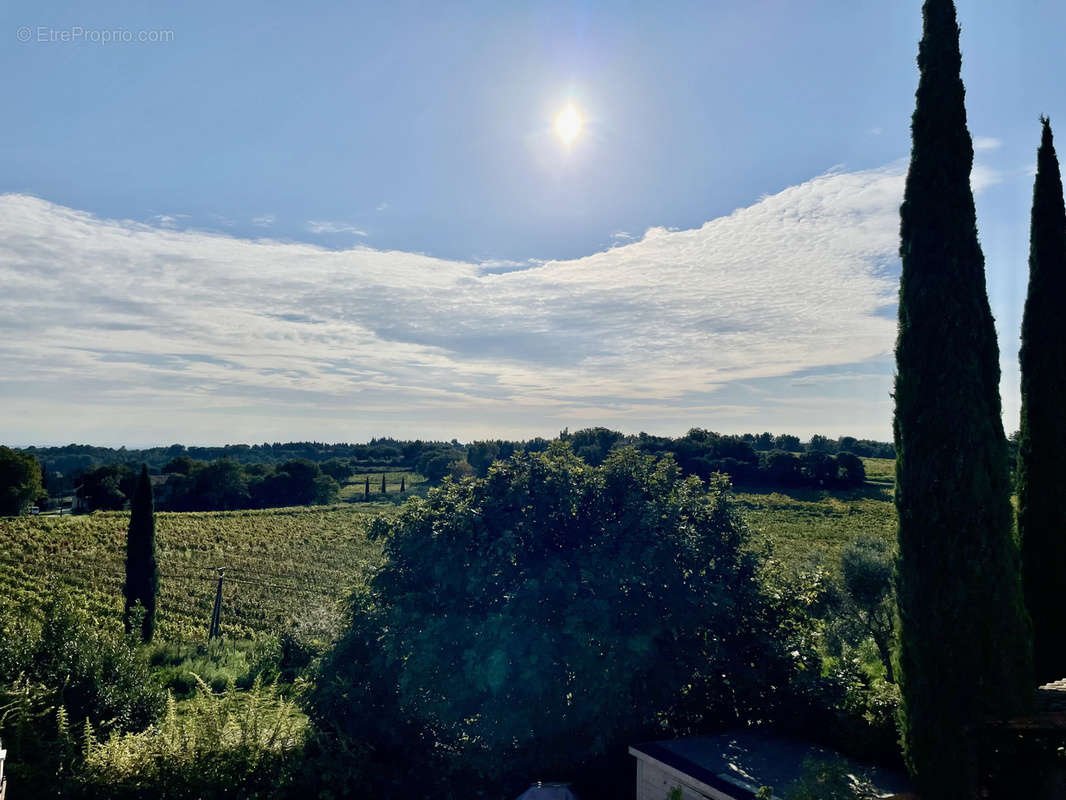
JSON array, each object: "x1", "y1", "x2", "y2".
[
  {"x1": 78, "y1": 677, "x2": 306, "y2": 799},
  {"x1": 0, "y1": 591, "x2": 165, "y2": 735},
  {"x1": 0, "y1": 589, "x2": 165, "y2": 793},
  {"x1": 310, "y1": 445, "x2": 784, "y2": 796}
]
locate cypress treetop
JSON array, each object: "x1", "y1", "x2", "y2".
[
  {"x1": 124, "y1": 463, "x2": 159, "y2": 642},
  {"x1": 1018, "y1": 117, "x2": 1066, "y2": 686},
  {"x1": 894, "y1": 0, "x2": 1032, "y2": 796}
]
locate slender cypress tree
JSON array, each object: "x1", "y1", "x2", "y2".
[
  {"x1": 894, "y1": 1, "x2": 1032, "y2": 796},
  {"x1": 380, "y1": 473, "x2": 387, "y2": 494},
  {"x1": 124, "y1": 464, "x2": 159, "y2": 642},
  {"x1": 400, "y1": 476, "x2": 406, "y2": 493},
  {"x1": 1018, "y1": 117, "x2": 1066, "y2": 686},
  {"x1": 364, "y1": 476, "x2": 370, "y2": 500}
]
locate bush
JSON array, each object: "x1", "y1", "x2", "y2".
[
  {"x1": 0, "y1": 591, "x2": 165, "y2": 735},
  {"x1": 0, "y1": 590, "x2": 166, "y2": 793},
  {"x1": 78, "y1": 677, "x2": 306, "y2": 799},
  {"x1": 309, "y1": 445, "x2": 782, "y2": 796}
]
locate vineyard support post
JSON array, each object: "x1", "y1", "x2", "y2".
[{"x1": 209, "y1": 568, "x2": 224, "y2": 639}]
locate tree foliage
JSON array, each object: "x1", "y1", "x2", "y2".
[
  {"x1": 0, "y1": 445, "x2": 44, "y2": 515},
  {"x1": 0, "y1": 590, "x2": 165, "y2": 737},
  {"x1": 1018, "y1": 117, "x2": 1066, "y2": 686},
  {"x1": 310, "y1": 446, "x2": 780, "y2": 794},
  {"x1": 893, "y1": 1, "x2": 1032, "y2": 795},
  {"x1": 124, "y1": 465, "x2": 159, "y2": 642},
  {"x1": 835, "y1": 537, "x2": 896, "y2": 683}
]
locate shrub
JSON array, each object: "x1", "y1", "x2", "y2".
[
  {"x1": 0, "y1": 591, "x2": 165, "y2": 735},
  {"x1": 309, "y1": 445, "x2": 782, "y2": 795},
  {"x1": 0, "y1": 590, "x2": 165, "y2": 793},
  {"x1": 78, "y1": 677, "x2": 306, "y2": 799}
]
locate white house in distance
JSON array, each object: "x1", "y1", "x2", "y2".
[{"x1": 629, "y1": 730, "x2": 913, "y2": 800}]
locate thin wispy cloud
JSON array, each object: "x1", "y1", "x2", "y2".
[
  {"x1": 148, "y1": 213, "x2": 188, "y2": 229},
  {"x1": 307, "y1": 220, "x2": 369, "y2": 236},
  {"x1": 973, "y1": 136, "x2": 1003, "y2": 152},
  {"x1": 251, "y1": 214, "x2": 276, "y2": 227},
  {"x1": 0, "y1": 163, "x2": 926, "y2": 442}
]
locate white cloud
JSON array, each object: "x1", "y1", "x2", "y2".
[
  {"x1": 973, "y1": 136, "x2": 1002, "y2": 152},
  {"x1": 251, "y1": 214, "x2": 275, "y2": 227},
  {"x1": 0, "y1": 164, "x2": 917, "y2": 442},
  {"x1": 148, "y1": 213, "x2": 187, "y2": 229},
  {"x1": 971, "y1": 163, "x2": 1003, "y2": 193},
  {"x1": 307, "y1": 220, "x2": 368, "y2": 236},
  {"x1": 376, "y1": 202, "x2": 390, "y2": 212}
]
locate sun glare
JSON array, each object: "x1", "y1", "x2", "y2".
[{"x1": 554, "y1": 105, "x2": 583, "y2": 145}]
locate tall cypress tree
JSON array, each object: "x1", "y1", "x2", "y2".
[
  {"x1": 894, "y1": 1, "x2": 1032, "y2": 796},
  {"x1": 1018, "y1": 117, "x2": 1066, "y2": 686},
  {"x1": 381, "y1": 473, "x2": 387, "y2": 494},
  {"x1": 124, "y1": 464, "x2": 159, "y2": 642}
]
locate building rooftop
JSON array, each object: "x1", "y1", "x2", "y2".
[{"x1": 630, "y1": 729, "x2": 913, "y2": 799}]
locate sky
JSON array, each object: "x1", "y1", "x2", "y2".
[{"x1": 2, "y1": 0, "x2": 1064, "y2": 447}]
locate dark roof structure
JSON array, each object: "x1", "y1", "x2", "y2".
[
  {"x1": 514, "y1": 782, "x2": 579, "y2": 800},
  {"x1": 630, "y1": 730, "x2": 913, "y2": 799}
]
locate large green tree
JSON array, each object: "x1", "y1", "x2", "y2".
[
  {"x1": 0, "y1": 446, "x2": 43, "y2": 515},
  {"x1": 310, "y1": 446, "x2": 781, "y2": 796},
  {"x1": 893, "y1": 1, "x2": 1032, "y2": 796},
  {"x1": 1018, "y1": 118, "x2": 1066, "y2": 686},
  {"x1": 124, "y1": 464, "x2": 159, "y2": 642}
]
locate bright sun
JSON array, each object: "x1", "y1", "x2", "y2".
[{"x1": 554, "y1": 105, "x2": 583, "y2": 145}]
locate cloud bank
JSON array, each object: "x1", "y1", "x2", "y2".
[{"x1": 0, "y1": 164, "x2": 908, "y2": 443}]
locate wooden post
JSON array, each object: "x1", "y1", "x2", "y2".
[{"x1": 208, "y1": 568, "x2": 224, "y2": 639}]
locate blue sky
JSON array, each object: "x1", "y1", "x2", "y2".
[{"x1": 2, "y1": 0, "x2": 1064, "y2": 446}]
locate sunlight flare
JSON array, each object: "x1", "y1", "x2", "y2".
[{"x1": 554, "y1": 105, "x2": 583, "y2": 146}]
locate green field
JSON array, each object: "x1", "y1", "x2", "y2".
[
  {"x1": 1, "y1": 458, "x2": 898, "y2": 642},
  {"x1": 338, "y1": 470, "x2": 428, "y2": 502},
  {"x1": 0, "y1": 504, "x2": 384, "y2": 641},
  {"x1": 735, "y1": 457, "x2": 896, "y2": 568}
]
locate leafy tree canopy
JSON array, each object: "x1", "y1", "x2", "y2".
[
  {"x1": 0, "y1": 445, "x2": 44, "y2": 515},
  {"x1": 310, "y1": 445, "x2": 781, "y2": 793}
]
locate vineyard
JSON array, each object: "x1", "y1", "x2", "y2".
[
  {"x1": 0, "y1": 458, "x2": 898, "y2": 642},
  {"x1": 737, "y1": 457, "x2": 897, "y2": 567},
  {"x1": 0, "y1": 504, "x2": 386, "y2": 641}
]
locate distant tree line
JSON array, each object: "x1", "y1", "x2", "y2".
[
  {"x1": 22, "y1": 439, "x2": 456, "y2": 496},
  {"x1": 11, "y1": 428, "x2": 893, "y2": 513},
  {"x1": 75, "y1": 457, "x2": 341, "y2": 512},
  {"x1": 556, "y1": 427, "x2": 869, "y2": 489}
]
